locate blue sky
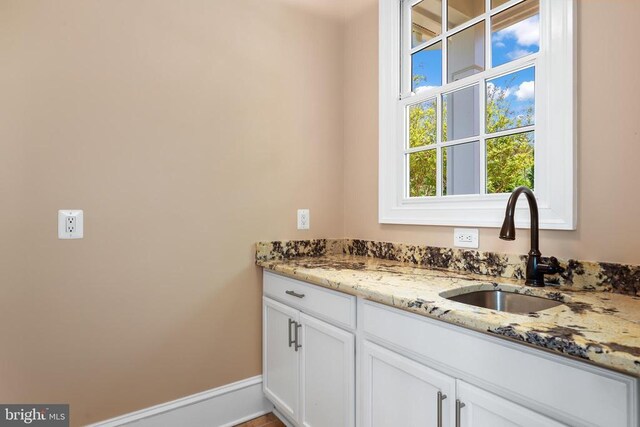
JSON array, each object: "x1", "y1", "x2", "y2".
[
  {"x1": 491, "y1": 15, "x2": 540, "y2": 67},
  {"x1": 487, "y1": 66, "x2": 535, "y2": 128},
  {"x1": 411, "y1": 42, "x2": 442, "y2": 91},
  {"x1": 488, "y1": 14, "x2": 538, "y2": 128}
]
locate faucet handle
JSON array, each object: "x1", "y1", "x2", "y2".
[{"x1": 544, "y1": 256, "x2": 565, "y2": 274}]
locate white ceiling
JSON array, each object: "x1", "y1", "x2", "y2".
[{"x1": 274, "y1": 0, "x2": 377, "y2": 20}]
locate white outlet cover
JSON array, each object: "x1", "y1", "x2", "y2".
[
  {"x1": 454, "y1": 228, "x2": 478, "y2": 248},
  {"x1": 297, "y1": 209, "x2": 310, "y2": 230},
  {"x1": 58, "y1": 210, "x2": 84, "y2": 239}
]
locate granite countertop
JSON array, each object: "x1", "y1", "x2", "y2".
[{"x1": 257, "y1": 254, "x2": 640, "y2": 377}]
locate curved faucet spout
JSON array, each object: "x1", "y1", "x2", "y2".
[
  {"x1": 498, "y1": 186, "x2": 562, "y2": 287},
  {"x1": 499, "y1": 186, "x2": 539, "y2": 255}
]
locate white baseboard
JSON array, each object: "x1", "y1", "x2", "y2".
[{"x1": 88, "y1": 375, "x2": 272, "y2": 427}]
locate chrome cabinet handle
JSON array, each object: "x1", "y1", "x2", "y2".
[
  {"x1": 288, "y1": 318, "x2": 295, "y2": 348},
  {"x1": 437, "y1": 391, "x2": 447, "y2": 427},
  {"x1": 294, "y1": 322, "x2": 302, "y2": 351},
  {"x1": 285, "y1": 290, "x2": 305, "y2": 298},
  {"x1": 455, "y1": 399, "x2": 465, "y2": 427}
]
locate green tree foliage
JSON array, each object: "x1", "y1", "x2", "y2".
[
  {"x1": 485, "y1": 82, "x2": 535, "y2": 194},
  {"x1": 408, "y1": 100, "x2": 437, "y2": 197},
  {"x1": 408, "y1": 80, "x2": 534, "y2": 197}
]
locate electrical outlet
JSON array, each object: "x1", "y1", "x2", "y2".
[
  {"x1": 454, "y1": 228, "x2": 478, "y2": 248},
  {"x1": 297, "y1": 209, "x2": 310, "y2": 230},
  {"x1": 66, "y1": 216, "x2": 76, "y2": 233},
  {"x1": 58, "y1": 210, "x2": 84, "y2": 239}
]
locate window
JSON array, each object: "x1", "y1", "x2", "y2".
[{"x1": 379, "y1": 0, "x2": 576, "y2": 229}]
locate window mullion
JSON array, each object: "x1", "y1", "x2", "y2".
[
  {"x1": 485, "y1": 124, "x2": 536, "y2": 140},
  {"x1": 442, "y1": 0, "x2": 447, "y2": 30},
  {"x1": 485, "y1": 6, "x2": 492, "y2": 70},
  {"x1": 482, "y1": 0, "x2": 490, "y2": 195},
  {"x1": 479, "y1": 76, "x2": 487, "y2": 195},
  {"x1": 441, "y1": 0, "x2": 448, "y2": 86},
  {"x1": 404, "y1": 150, "x2": 410, "y2": 199},
  {"x1": 437, "y1": 0, "x2": 446, "y2": 198},
  {"x1": 445, "y1": 13, "x2": 488, "y2": 38},
  {"x1": 436, "y1": 95, "x2": 443, "y2": 197},
  {"x1": 401, "y1": 0, "x2": 412, "y2": 96},
  {"x1": 410, "y1": 36, "x2": 443, "y2": 55},
  {"x1": 489, "y1": 0, "x2": 526, "y2": 16},
  {"x1": 403, "y1": 103, "x2": 410, "y2": 198}
]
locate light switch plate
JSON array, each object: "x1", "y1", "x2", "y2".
[
  {"x1": 58, "y1": 210, "x2": 84, "y2": 239},
  {"x1": 454, "y1": 228, "x2": 478, "y2": 248}
]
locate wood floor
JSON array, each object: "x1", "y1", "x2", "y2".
[{"x1": 235, "y1": 413, "x2": 286, "y2": 427}]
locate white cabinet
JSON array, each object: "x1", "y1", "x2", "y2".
[
  {"x1": 262, "y1": 273, "x2": 638, "y2": 427},
  {"x1": 300, "y1": 313, "x2": 354, "y2": 427},
  {"x1": 361, "y1": 299, "x2": 638, "y2": 427},
  {"x1": 456, "y1": 381, "x2": 565, "y2": 427},
  {"x1": 262, "y1": 293, "x2": 355, "y2": 427},
  {"x1": 263, "y1": 297, "x2": 300, "y2": 421},
  {"x1": 360, "y1": 341, "x2": 560, "y2": 427},
  {"x1": 361, "y1": 341, "x2": 455, "y2": 427}
]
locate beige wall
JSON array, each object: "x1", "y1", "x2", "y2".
[
  {"x1": 0, "y1": 1, "x2": 343, "y2": 425},
  {"x1": 2, "y1": 0, "x2": 639, "y2": 425},
  {"x1": 344, "y1": 0, "x2": 640, "y2": 265}
]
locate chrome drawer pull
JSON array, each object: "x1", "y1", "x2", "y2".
[
  {"x1": 437, "y1": 391, "x2": 447, "y2": 427},
  {"x1": 294, "y1": 322, "x2": 302, "y2": 351},
  {"x1": 455, "y1": 399, "x2": 465, "y2": 427},
  {"x1": 285, "y1": 290, "x2": 305, "y2": 298},
  {"x1": 288, "y1": 318, "x2": 295, "y2": 348}
]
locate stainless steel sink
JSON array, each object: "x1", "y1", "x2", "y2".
[{"x1": 446, "y1": 290, "x2": 563, "y2": 314}]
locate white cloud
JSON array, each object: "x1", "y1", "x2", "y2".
[
  {"x1": 415, "y1": 85, "x2": 435, "y2": 93},
  {"x1": 495, "y1": 15, "x2": 539, "y2": 47},
  {"x1": 507, "y1": 48, "x2": 533, "y2": 60},
  {"x1": 514, "y1": 81, "x2": 535, "y2": 101},
  {"x1": 487, "y1": 81, "x2": 512, "y2": 99}
]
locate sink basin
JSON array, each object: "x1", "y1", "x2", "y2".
[{"x1": 446, "y1": 290, "x2": 563, "y2": 314}]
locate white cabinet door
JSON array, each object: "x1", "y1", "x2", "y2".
[
  {"x1": 299, "y1": 313, "x2": 355, "y2": 427},
  {"x1": 362, "y1": 341, "x2": 456, "y2": 427},
  {"x1": 456, "y1": 381, "x2": 565, "y2": 427},
  {"x1": 263, "y1": 297, "x2": 300, "y2": 421}
]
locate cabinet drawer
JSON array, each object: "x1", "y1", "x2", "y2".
[
  {"x1": 264, "y1": 271, "x2": 356, "y2": 330},
  {"x1": 362, "y1": 300, "x2": 638, "y2": 427}
]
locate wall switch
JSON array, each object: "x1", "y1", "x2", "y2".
[
  {"x1": 58, "y1": 210, "x2": 84, "y2": 239},
  {"x1": 454, "y1": 228, "x2": 478, "y2": 248},
  {"x1": 297, "y1": 209, "x2": 310, "y2": 230}
]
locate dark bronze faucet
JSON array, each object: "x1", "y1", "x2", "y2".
[{"x1": 499, "y1": 186, "x2": 564, "y2": 287}]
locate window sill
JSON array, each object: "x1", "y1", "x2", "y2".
[{"x1": 379, "y1": 194, "x2": 575, "y2": 230}]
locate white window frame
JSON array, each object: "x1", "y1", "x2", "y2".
[{"x1": 379, "y1": 0, "x2": 576, "y2": 229}]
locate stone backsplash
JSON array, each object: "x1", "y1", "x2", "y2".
[{"x1": 256, "y1": 238, "x2": 640, "y2": 296}]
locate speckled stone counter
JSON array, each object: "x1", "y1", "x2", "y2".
[
  {"x1": 257, "y1": 239, "x2": 640, "y2": 295},
  {"x1": 256, "y1": 242, "x2": 640, "y2": 377}
]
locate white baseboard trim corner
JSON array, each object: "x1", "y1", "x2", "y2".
[{"x1": 88, "y1": 375, "x2": 272, "y2": 427}]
